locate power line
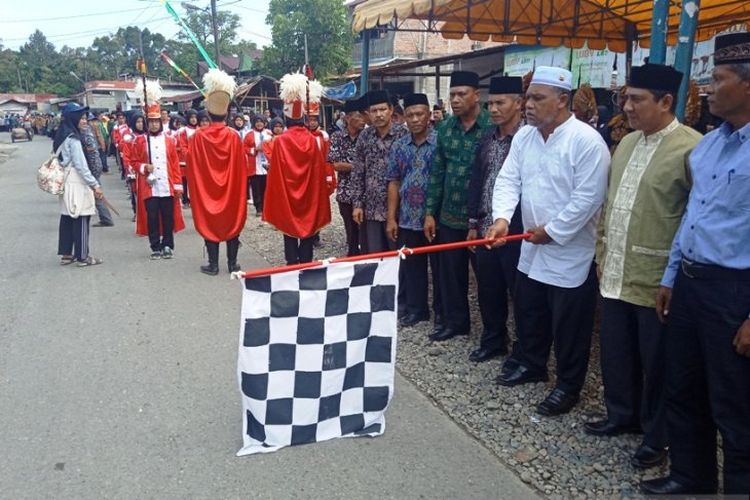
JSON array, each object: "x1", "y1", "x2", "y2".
[
  {"x1": 1, "y1": 16, "x2": 171, "y2": 44},
  {"x1": 0, "y1": 7, "x2": 154, "y2": 23}
]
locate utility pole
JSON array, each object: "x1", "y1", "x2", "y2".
[{"x1": 210, "y1": 0, "x2": 221, "y2": 69}]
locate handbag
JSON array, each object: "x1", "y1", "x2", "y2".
[{"x1": 37, "y1": 144, "x2": 66, "y2": 195}]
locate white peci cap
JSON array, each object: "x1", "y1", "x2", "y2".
[{"x1": 530, "y1": 66, "x2": 573, "y2": 91}]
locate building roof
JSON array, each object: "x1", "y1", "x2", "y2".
[
  {"x1": 84, "y1": 80, "x2": 136, "y2": 91},
  {"x1": 197, "y1": 50, "x2": 264, "y2": 76},
  {"x1": 0, "y1": 93, "x2": 58, "y2": 103}
]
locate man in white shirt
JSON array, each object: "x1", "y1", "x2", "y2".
[{"x1": 487, "y1": 66, "x2": 610, "y2": 416}]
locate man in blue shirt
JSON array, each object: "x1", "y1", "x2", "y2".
[
  {"x1": 386, "y1": 93, "x2": 441, "y2": 328},
  {"x1": 642, "y1": 32, "x2": 750, "y2": 496}
]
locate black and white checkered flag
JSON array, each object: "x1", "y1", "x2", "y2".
[{"x1": 237, "y1": 258, "x2": 399, "y2": 455}]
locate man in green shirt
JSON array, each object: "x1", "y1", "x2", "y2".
[
  {"x1": 423, "y1": 71, "x2": 493, "y2": 341},
  {"x1": 587, "y1": 64, "x2": 701, "y2": 469}
]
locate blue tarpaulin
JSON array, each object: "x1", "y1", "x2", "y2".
[{"x1": 323, "y1": 81, "x2": 357, "y2": 101}]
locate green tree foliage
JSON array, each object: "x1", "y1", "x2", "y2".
[
  {"x1": 0, "y1": 12, "x2": 258, "y2": 95},
  {"x1": 260, "y1": 0, "x2": 351, "y2": 80}
]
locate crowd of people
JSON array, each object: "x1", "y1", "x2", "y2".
[{"x1": 49, "y1": 31, "x2": 749, "y2": 495}]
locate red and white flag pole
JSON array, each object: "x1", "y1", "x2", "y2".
[{"x1": 236, "y1": 233, "x2": 532, "y2": 280}]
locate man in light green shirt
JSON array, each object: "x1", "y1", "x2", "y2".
[{"x1": 586, "y1": 64, "x2": 702, "y2": 472}]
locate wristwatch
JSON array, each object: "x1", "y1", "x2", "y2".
[{"x1": 468, "y1": 218, "x2": 478, "y2": 230}]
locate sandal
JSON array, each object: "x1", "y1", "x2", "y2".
[
  {"x1": 60, "y1": 256, "x2": 75, "y2": 266},
  {"x1": 77, "y1": 256, "x2": 103, "y2": 267}
]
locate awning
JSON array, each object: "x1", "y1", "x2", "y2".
[{"x1": 352, "y1": 0, "x2": 750, "y2": 52}]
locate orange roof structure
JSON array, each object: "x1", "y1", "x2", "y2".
[{"x1": 351, "y1": 0, "x2": 750, "y2": 52}]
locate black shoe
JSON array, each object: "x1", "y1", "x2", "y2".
[
  {"x1": 639, "y1": 476, "x2": 714, "y2": 495},
  {"x1": 496, "y1": 364, "x2": 548, "y2": 387},
  {"x1": 536, "y1": 388, "x2": 579, "y2": 416},
  {"x1": 428, "y1": 327, "x2": 469, "y2": 342},
  {"x1": 469, "y1": 346, "x2": 507, "y2": 363},
  {"x1": 93, "y1": 222, "x2": 114, "y2": 227},
  {"x1": 584, "y1": 419, "x2": 642, "y2": 437},
  {"x1": 200, "y1": 264, "x2": 219, "y2": 276},
  {"x1": 228, "y1": 261, "x2": 241, "y2": 273},
  {"x1": 399, "y1": 313, "x2": 429, "y2": 328},
  {"x1": 631, "y1": 444, "x2": 667, "y2": 469},
  {"x1": 500, "y1": 356, "x2": 520, "y2": 375}
]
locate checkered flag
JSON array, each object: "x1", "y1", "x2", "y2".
[{"x1": 237, "y1": 258, "x2": 399, "y2": 456}]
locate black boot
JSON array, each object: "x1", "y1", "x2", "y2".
[
  {"x1": 201, "y1": 240, "x2": 219, "y2": 276},
  {"x1": 226, "y1": 237, "x2": 241, "y2": 273}
]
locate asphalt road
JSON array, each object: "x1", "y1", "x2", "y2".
[{"x1": 0, "y1": 137, "x2": 538, "y2": 499}]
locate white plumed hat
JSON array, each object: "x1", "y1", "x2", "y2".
[{"x1": 202, "y1": 68, "x2": 237, "y2": 116}]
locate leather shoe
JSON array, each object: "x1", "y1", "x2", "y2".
[
  {"x1": 500, "y1": 357, "x2": 520, "y2": 375},
  {"x1": 630, "y1": 444, "x2": 667, "y2": 469},
  {"x1": 200, "y1": 264, "x2": 219, "y2": 276},
  {"x1": 399, "y1": 313, "x2": 429, "y2": 328},
  {"x1": 640, "y1": 476, "x2": 714, "y2": 495},
  {"x1": 536, "y1": 388, "x2": 579, "y2": 416},
  {"x1": 428, "y1": 327, "x2": 469, "y2": 342},
  {"x1": 469, "y1": 346, "x2": 507, "y2": 362},
  {"x1": 584, "y1": 419, "x2": 642, "y2": 437},
  {"x1": 496, "y1": 364, "x2": 548, "y2": 387}
]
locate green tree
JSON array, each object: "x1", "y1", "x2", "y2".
[
  {"x1": 17, "y1": 30, "x2": 63, "y2": 92},
  {"x1": 260, "y1": 0, "x2": 351, "y2": 80},
  {"x1": 0, "y1": 43, "x2": 22, "y2": 92},
  {"x1": 92, "y1": 27, "x2": 171, "y2": 80}
]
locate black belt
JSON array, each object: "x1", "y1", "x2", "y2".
[{"x1": 680, "y1": 259, "x2": 750, "y2": 281}]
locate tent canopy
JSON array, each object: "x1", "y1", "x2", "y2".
[{"x1": 352, "y1": 0, "x2": 750, "y2": 52}]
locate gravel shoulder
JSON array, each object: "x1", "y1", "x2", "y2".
[{"x1": 242, "y1": 199, "x2": 668, "y2": 499}]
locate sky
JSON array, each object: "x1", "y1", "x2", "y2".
[{"x1": 0, "y1": 0, "x2": 272, "y2": 51}]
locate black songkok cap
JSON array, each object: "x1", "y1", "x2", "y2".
[
  {"x1": 449, "y1": 70, "x2": 480, "y2": 88},
  {"x1": 403, "y1": 93, "x2": 429, "y2": 109},
  {"x1": 489, "y1": 76, "x2": 523, "y2": 95},
  {"x1": 629, "y1": 64, "x2": 683, "y2": 94},
  {"x1": 344, "y1": 97, "x2": 366, "y2": 113},
  {"x1": 367, "y1": 89, "x2": 391, "y2": 107},
  {"x1": 714, "y1": 32, "x2": 750, "y2": 65}
]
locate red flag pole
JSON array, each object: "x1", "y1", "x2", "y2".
[{"x1": 238, "y1": 233, "x2": 532, "y2": 280}]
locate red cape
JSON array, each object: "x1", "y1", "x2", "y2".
[
  {"x1": 131, "y1": 134, "x2": 186, "y2": 237},
  {"x1": 186, "y1": 123, "x2": 248, "y2": 242},
  {"x1": 263, "y1": 126, "x2": 331, "y2": 238}
]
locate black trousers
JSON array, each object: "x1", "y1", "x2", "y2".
[
  {"x1": 664, "y1": 267, "x2": 750, "y2": 494},
  {"x1": 145, "y1": 196, "x2": 175, "y2": 251},
  {"x1": 283, "y1": 234, "x2": 315, "y2": 265},
  {"x1": 127, "y1": 179, "x2": 136, "y2": 214},
  {"x1": 600, "y1": 298, "x2": 666, "y2": 449},
  {"x1": 360, "y1": 220, "x2": 391, "y2": 254},
  {"x1": 205, "y1": 237, "x2": 240, "y2": 265},
  {"x1": 58, "y1": 215, "x2": 90, "y2": 261},
  {"x1": 436, "y1": 224, "x2": 470, "y2": 331},
  {"x1": 338, "y1": 201, "x2": 360, "y2": 256},
  {"x1": 398, "y1": 229, "x2": 441, "y2": 318},
  {"x1": 181, "y1": 174, "x2": 189, "y2": 204},
  {"x1": 250, "y1": 175, "x2": 267, "y2": 214},
  {"x1": 513, "y1": 265, "x2": 597, "y2": 394},
  {"x1": 99, "y1": 150, "x2": 108, "y2": 172},
  {"x1": 475, "y1": 243, "x2": 521, "y2": 350}
]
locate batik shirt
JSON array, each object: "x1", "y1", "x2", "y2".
[
  {"x1": 81, "y1": 127, "x2": 103, "y2": 179},
  {"x1": 327, "y1": 129, "x2": 360, "y2": 204},
  {"x1": 478, "y1": 128, "x2": 517, "y2": 235},
  {"x1": 351, "y1": 123, "x2": 408, "y2": 222},
  {"x1": 425, "y1": 109, "x2": 493, "y2": 230},
  {"x1": 385, "y1": 130, "x2": 437, "y2": 231}
]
